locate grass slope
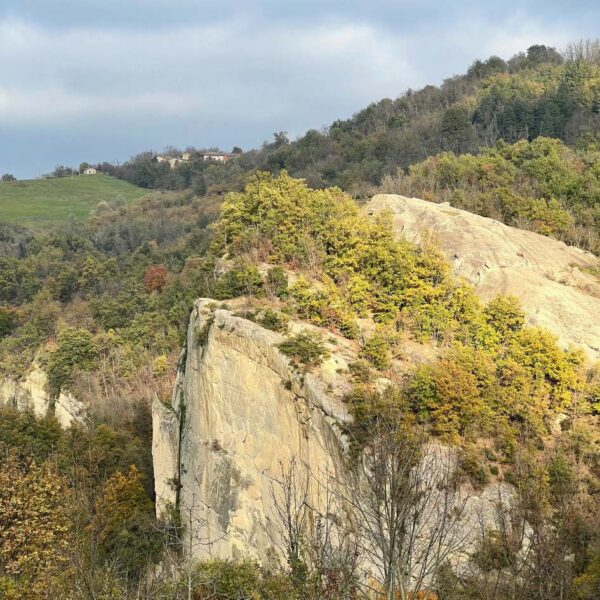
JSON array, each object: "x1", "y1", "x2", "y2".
[{"x1": 0, "y1": 174, "x2": 146, "y2": 225}]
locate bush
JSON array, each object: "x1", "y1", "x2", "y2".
[
  {"x1": 459, "y1": 446, "x2": 490, "y2": 488},
  {"x1": 348, "y1": 359, "x2": 373, "y2": 384},
  {"x1": 213, "y1": 265, "x2": 263, "y2": 299},
  {"x1": 258, "y1": 309, "x2": 288, "y2": 333},
  {"x1": 277, "y1": 331, "x2": 329, "y2": 370},
  {"x1": 266, "y1": 266, "x2": 289, "y2": 299},
  {"x1": 47, "y1": 325, "x2": 99, "y2": 396},
  {"x1": 0, "y1": 308, "x2": 15, "y2": 338},
  {"x1": 360, "y1": 333, "x2": 391, "y2": 370}
]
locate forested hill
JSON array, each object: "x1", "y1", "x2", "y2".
[
  {"x1": 110, "y1": 42, "x2": 600, "y2": 193},
  {"x1": 104, "y1": 41, "x2": 600, "y2": 255},
  {"x1": 255, "y1": 43, "x2": 600, "y2": 191}
]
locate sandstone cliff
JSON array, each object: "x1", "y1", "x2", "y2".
[
  {"x1": 153, "y1": 299, "x2": 355, "y2": 561},
  {"x1": 366, "y1": 194, "x2": 600, "y2": 361},
  {"x1": 0, "y1": 363, "x2": 83, "y2": 427},
  {"x1": 152, "y1": 299, "x2": 514, "y2": 571}
]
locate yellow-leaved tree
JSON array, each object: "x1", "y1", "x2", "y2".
[{"x1": 0, "y1": 451, "x2": 74, "y2": 599}]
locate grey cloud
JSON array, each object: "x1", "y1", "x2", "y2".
[{"x1": 0, "y1": 1, "x2": 598, "y2": 178}]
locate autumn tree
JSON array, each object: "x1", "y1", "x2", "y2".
[
  {"x1": 144, "y1": 264, "x2": 169, "y2": 292},
  {"x1": 90, "y1": 465, "x2": 162, "y2": 580},
  {"x1": 0, "y1": 451, "x2": 73, "y2": 599}
]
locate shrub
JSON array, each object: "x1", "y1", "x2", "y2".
[
  {"x1": 484, "y1": 294, "x2": 525, "y2": 338},
  {"x1": 360, "y1": 333, "x2": 391, "y2": 370},
  {"x1": 348, "y1": 359, "x2": 373, "y2": 384},
  {"x1": 459, "y1": 446, "x2": 490, "y2": 488},
  {"x1": 196, "y1": 315, "x2": 215, "y2": 347},
  {"x1": 192, "y1": 559, "x2": 297, "y2": 600},
  {"x1": 0, "y1": 308, "x2": 15, "y2": 338},
  {"x1": 277, "y1": 331, "x2": 329, "y2": 370},
  {"x1": 213, "y1": 265, "x2": 263, "y2": 299},
  {"x1": 258, "y1": 309, "x2": 288, "y2": 333},
  {"x1": 288, "y1": 277, "x2": 328, "y2": 325},
  {"x1": 47, "y1": 325, "x2": 99, "y2": 396},
  {"x1": 266, "y1": 266, "x2": 289, "y2": 299}
]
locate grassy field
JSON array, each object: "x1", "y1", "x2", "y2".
[{"x1": 0, "y1": 174, "x2": 147, "y2": 225}]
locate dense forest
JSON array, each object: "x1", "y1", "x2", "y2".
[{"x1": 1, "y1": 40, "x2": 599, "y2": 599}]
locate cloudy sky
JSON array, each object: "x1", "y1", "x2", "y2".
[{"x1": 0, "y1": 1, "x2": 598, "y2": 179}]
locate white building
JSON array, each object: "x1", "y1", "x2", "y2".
[
  {"x1": 83, "y1": 168, "x2": 97, "y2": 175},
  {"x1": 201, "y1": 152, "x2": 227, "y2": 162}
]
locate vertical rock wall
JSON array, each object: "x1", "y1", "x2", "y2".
[{"x1": 152, "y1": 299, "x2": 354, "y2": 561}]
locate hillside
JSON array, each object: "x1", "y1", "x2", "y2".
[
  {"x1": 0, "y1": 172, "x2": 599, "y2": 598},
  {"x1": 0, "y1": 174, "x2": 146, "y2": 225},
  {"x1": 367, "y1": 194, "x2": 600, "y2": 360},
  {"x1": 109, "y1": 43, "x2": 600, "y2": 255},
  {"x1": 115, "y1": 44, "x2": 600, "y2": 195}
]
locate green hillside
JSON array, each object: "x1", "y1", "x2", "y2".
[{"x1": 0, "y1": 174, "x2": 146, "y2": 225}]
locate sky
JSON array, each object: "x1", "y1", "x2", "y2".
[{"x1": 0, "y1": 1, "x2": 598, "y2": 179}]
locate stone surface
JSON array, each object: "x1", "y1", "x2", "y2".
[
  {"x1": 0, "y1": 363, "x2": 83, "y2": 427},
  {"x1": 153, "y1": 300, "x2": 517, "y2": 574},
  {"x1": 152, "y1": 395, "x2": 181, "y2": 514},
  {"x1": 366, "y1": 194, "x2": 600, "y2": 361},
  {"x1": 153, "y1": 299, "x2": 355, "y2": 561}
]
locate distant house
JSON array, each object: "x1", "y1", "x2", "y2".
[
  {"x1": 83, "y1": 168, "x2": 97, "y2": 175},
  {"x1": 201, "y1": 152, "x2": 228, "y2": 162},
  {"x1": 155, "y1": 150, "x2": 237, "y2": 168},
  {"x1": 156, "y1": 154, "x2": 190, "y2": 168},
  {"x1": 168, "y1": 157, "x2": 185, "y2": 168}
]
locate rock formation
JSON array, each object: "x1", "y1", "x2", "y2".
[
  {"x1": 366, "y1": 194, "x2": 600, "y2": 361},
  {"x1": 153, "y1": 299, "x2": 355, "y2": 561},
  {"x1": 152, "y1": 299, "x2": 515, "y2": 570},
  {"x1": 0, "y1": 363, "x2": 83, "y2": 427}
]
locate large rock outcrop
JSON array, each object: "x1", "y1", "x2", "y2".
[
  {"x1": 153, "y1": 300, "x2": 516, "y2": 571},
  {"x1": 153, "y1": 299, "x2": 355, "y2": 561},
  {"x1": 367, "y1": 194, "x2": 600, "y2": 361}
]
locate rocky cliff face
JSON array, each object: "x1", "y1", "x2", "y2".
[
  {"x1": 153, "y1": 299, "x2": 356, "y2": 561},
  {"x1": 152, "y1": 299, "x2": 514, "y2": 570},
  {"x1": 0, "y1": 363, "x2": 83, "y2": 427},
  {"x1": 367, "y1": 194, "x2": 600, "y2": 361}
]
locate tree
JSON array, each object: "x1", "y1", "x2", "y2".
[
  {"x1": 340, "y1": 406, "x2": 469, "y2": 600},
  {"x1": 441, "y1": 104, "x2": 474, "y2": 154},
  {"x1": 268, "y1": 459, "x2": 361, "y2": 600},
  {"x1": 90, "y1": 465, "x2": 161, "y2": 579},
  {"x1": 1, "y1": 174, "x2": 16, "y2": 182},
  {"x1": 143, "y1": 264, "x2": 169, "y2": 292},
  {"x1": 47, "y1": 325, "x2": 99, "y2": 396},
  {"x1": 0, "y1": 451, "x2": 73, "y2": 598}
]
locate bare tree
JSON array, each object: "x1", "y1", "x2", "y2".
[
  {"x1": 269, "y1": 458, "x2": 311, "y2": 587},
  {"x1": 160, "y1": 493, "x2": 231, "y2": 600},
  {"x1": 563, "y1": 39, "x2": 600, "y2": 64},
  {"x1": 268, "y1": 459, "x2": 362, "y2": 599},
  {"x1": 340, "y1": 417, "x2": 470, "y2": 600}
]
